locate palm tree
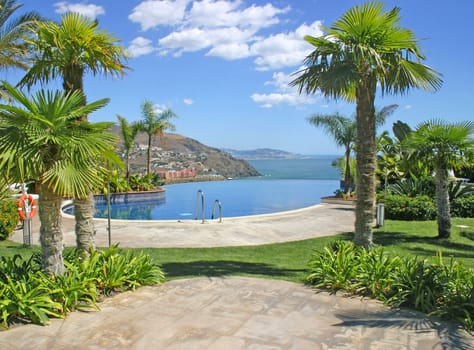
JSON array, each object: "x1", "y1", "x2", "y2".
[
  {"x1": 309, "y1": 105, "x2": 397, "y2": 195},
  {"x1": 308, "y1": 113, "x2": 355, "y2": 194},
  {"x1": 19, "y1": 13, "x2": 128, "y2": 252},
  {"x1": 290, "y1": 2, "x2": 442, "y2": 247},
  {"x1": 0, "y1": 83, "x2": 117, "y2": 274},
  {"x1": 405, "y1": 119, "x2": 474, "y2": 238},
  {"x1": 0, "y1": 0, "x2": 42, "y2": 72},
  {"x1": 136, "y1": 100, "x2": 177, "y2": 176},
  {"x1": 117, "y1": 115, "x2": 139, "y2": 181}
]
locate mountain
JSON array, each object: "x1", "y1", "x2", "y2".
[
  {"x1": 222, "y1": 148, "x2": 303, "y2": 160},
  {"x1": 111, "y1": 127, "x2": 260, "y2": 179}
]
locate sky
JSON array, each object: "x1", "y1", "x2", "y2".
[{"x1": 8, "y1": 0, "x2": 474, "y2": 155}]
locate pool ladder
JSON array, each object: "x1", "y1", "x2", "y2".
[{"x1": 195, "y1": 190, "x2": 222, "y2": 223}]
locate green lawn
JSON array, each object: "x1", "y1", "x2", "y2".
[{"x1": 1, "y1": 218, "x2": 473, "y2": 283}]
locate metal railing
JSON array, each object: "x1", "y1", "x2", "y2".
[
  {"x1": 195, "y1": 190, "x2": 205, "y2": 223},
  {"x1": 211, "y1": 199, "x2": 222, "y2": 223}
]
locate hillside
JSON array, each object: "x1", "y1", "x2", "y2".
[{"x1": 111, "y1": 127, "x2": 260, "y2": 179}]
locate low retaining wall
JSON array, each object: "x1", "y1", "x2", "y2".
[{"x1": 94, "y1": 190, "x2": 166, "y2": 204}]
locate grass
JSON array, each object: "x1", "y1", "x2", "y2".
[{"x1": 1, "y1": 218, "x2": 473, "y2": 283}]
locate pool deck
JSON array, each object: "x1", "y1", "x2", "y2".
[
  {"x1": 12, "y1": 203, "x2": 355, "y2": 248},
  {"x1": 6, "y1": 204, "x2": 473, "y2": 349}
]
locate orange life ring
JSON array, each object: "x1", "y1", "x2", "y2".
[{"x1": 17, "y1": 194, "x2": 37, "y2": 219}]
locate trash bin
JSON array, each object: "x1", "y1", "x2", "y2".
[{"x1": 376, "y1": 203, "x2": 385, "y2": 227}]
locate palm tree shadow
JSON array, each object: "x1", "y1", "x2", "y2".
[
  {"x1": 374, "y1": 231, "x2": 474, "y2": 259},
  {"x1": 161, "y1": 260, "x2": 306, "y2": 280},
  {"x1": 333, "y1": 308, "x2": 473, "y2": 349}
]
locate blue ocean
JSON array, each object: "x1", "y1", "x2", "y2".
[
  {"x1": 247, "y1": 155, "x2": 340, "y2": 180},
  {"x1": 93, "y1": 156, "x2": 342, "y2": 220}
]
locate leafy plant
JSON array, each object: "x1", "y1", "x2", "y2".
[
  {"x1": 449, "y1": 181, "x2": 474, "y2": 201},
  {"x1": 451, "y1": 194, "x2": 474, "y2": 218},
  {"x1": 307, "y1": 242, "x2": 474, "y2": 330},
  {"x1": 0, "y1": 275, "x2": 63, "y2": 327},
  {"x1": 306, "y1": 241, "x2": 359, "y2": 291},
  {"x1": 0, "y1": 199, "x2": 19, "y2": 240},
  {"x1": 384, "y1": 194, "x2": 436, "y2": 220},
  {"x1": 0, "y1": 247, "x2": 164, "y2": 328},
  {"x1": 387, "y1": 178, "x2": 435, "y2": 197}
]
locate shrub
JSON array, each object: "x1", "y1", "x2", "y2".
[
  {"x1": 384, "y1": 194, "x2": 436, "y2": 220},
  {"x1": 306, "y1": 242, "x2": 474, "y2": 330},
  {"x1": 451, "y1": 194, "x2": 474, "y2": 218},
  {"x1": 0, "y1": 199, "x2": 19, "y2": 240},
  {"x1": 0, "y1": 247, "x2": 165, "y2": 328}
]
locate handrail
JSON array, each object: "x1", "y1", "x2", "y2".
[
  {"x1": 211, "y1": 199, "x2": 222, "y2": 223},
  {"x1": 195, "y1": 190, "x2": 205, "y2": 223}
]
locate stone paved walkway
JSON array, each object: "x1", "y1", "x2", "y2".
[{"x1": 0, "y1": 277, "x2": 472, "y2": 349}]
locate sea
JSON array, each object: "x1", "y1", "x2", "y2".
[{"x1": 247, "y1": 155, "x2": 340, "y2": 180}]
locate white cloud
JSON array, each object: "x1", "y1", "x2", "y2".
[
  {"x1": 251, "y1": 21, "x2": 323, "y2": 71},
  {"x1": 186, "y1": 0, "x2": 288, "y2": 29},
  {"x1": 129, "y1": 0, "x2": 190, "y2": 30},
  {"x1": 127, "y1": 37, "x2": 155, "y2": 57},
  {"x1": 251, "y1": 70, "x2": 319, "y2": 108},
  {"x1": 130, "y1": 0, "x2": 304, "y2": 70},
  {"x1": 183, "y1": 98, "x2": 194, "y2": 105},
  {"x1": 54, "y1": 2, "x2": 105, "y2": 19}
]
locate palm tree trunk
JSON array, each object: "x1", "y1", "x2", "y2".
[
  {"x1": 74, "y1": 194, "x2": 96, "y2": 252},
  {"x1": 344, "y1": 147, "x2": 351, "y2": 194},
  {"x1": 435, "y1": 166, "x2": 451, "y2": 238},
  {"x1": 354, "y1": 79, "x2": 377, "y2": 247},
  {"x1": 38, "y1": 182, "x2": 65, "y2": 275},
  {"x1": 147, "y1": 134, "x2": 152, "y2": 175},
  {"x1": 126, "y1": 151, "x2": 130, "y2": 181}
]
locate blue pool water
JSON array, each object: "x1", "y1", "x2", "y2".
[
  {"x1": 85, "y1": 156, "x2": 341, "y2": 220},
  {"x1": 92, "y1": 178, "x2": 339, "y2": 220}
]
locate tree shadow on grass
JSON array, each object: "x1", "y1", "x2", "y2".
[
  {"x1": 161, "y1": 260, "x2": 306, "y2": 280},
  {"x1": 374, "y1": 231, "x2": 474, "y2": 259},
  {"x1": 460, "y1": 231, "x2": 474, "y2": 242}
]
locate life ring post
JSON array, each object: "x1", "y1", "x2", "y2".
[{"x1": 17, "y1": 193, "x2": 36, "y2": 246}]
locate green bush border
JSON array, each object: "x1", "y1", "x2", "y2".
[{"x1": 307, "y1": 241, "x2": 474, "y2": 330}]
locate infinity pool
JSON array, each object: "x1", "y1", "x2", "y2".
[{"x1": 77, "y1": 179, "x2": 338, "y2": 220}]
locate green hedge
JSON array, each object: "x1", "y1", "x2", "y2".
[
  {"x1": 451, "y1": 194, "x2": 474, "y2": 218},
  {"x1": 0, "y1": 200, "x2": 19, "y2": 240},
  {"x1": 384, "y1": 194, "x2": 436, "y2": 221}
]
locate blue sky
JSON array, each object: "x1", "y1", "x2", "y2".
[{"x1": 10, "y1": 0, "x2": 474, "y2": 155}]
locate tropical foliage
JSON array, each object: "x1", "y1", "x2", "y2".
[
  {"x1": 19, "y1": 12, "x2": 128, "y2": 252},
  {"x1": 0, "y1": 246, "x2": 164, "y2": 328},
  {"x1": 0, "y1": 199, "x2": 17, "y2": 240},
  {"x1": 307, "y1": 241, "x2": 474, "y2": 330},
  {"x1": 291, "y1": 1, "x2": 442, "y2": 247},
  {"x1": 0, "y1": 0, "x2": 42, "y2": 73},
  {"x1": 404, "y1": 119, "x2": 474, "y2": 238},
  {"x1": 311, "y1": 105, "x2": 397, "y2": 194},
  {"x1": 116, "y1": 115, "x2": 139, "y2": 180},
  {"x1": 0, "y1": 83, "x2": 118, "y2": 274},
  {"x1": 135, "y1": 100, "x2": 177, "y2": 175}
]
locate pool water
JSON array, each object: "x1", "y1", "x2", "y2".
[{"x1": 90, "y1": 178, "x2": 338, "y2": 220}]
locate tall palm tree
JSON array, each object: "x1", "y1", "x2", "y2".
[
  {"x1": 0, "y1": 83, "x2": 118, "y2": 274},
  {"x1": 19, "y1": 13, "x2": 128, "y2": 252},
  {"x1": 290, "y1": 2, "x2": 442, "y2": 247},
  {"x1": 116, "y1": 114, "x2": 139, "y2": 181},
  {"x1": 136, "y1": 100, "x2": 177, "y2": 176},
  {"x1": 308, "y1": 113, "x2": 355, "y2": 194},
  {"x1": 405, "y1": 119, "x2": 474, "y2": 238},
  {"x1": 0, "y1": 0, "x2": 42, "y2": 72},
  {"x1": 309, "y1": 105, "x2": 396, "y2": 194}
]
